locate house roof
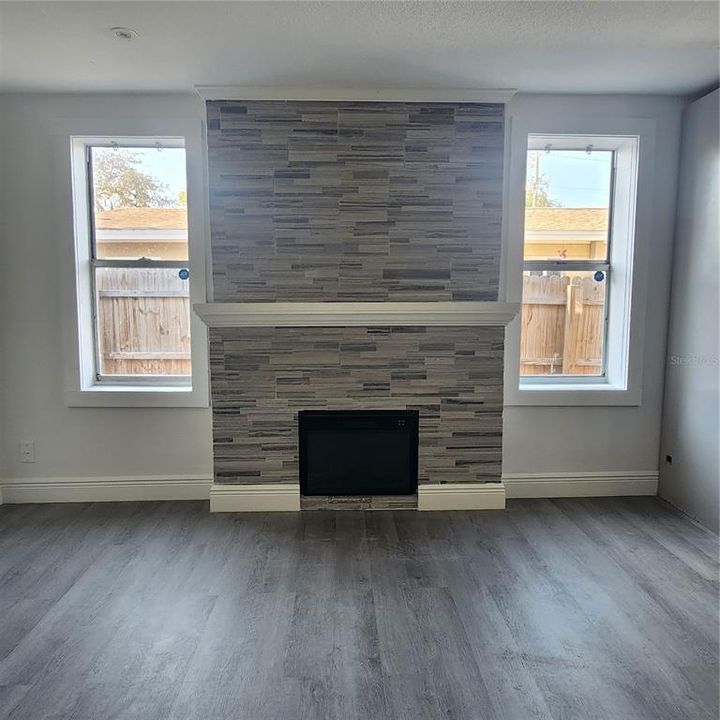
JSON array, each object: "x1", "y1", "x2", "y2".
[
  {"x1": 94, "y1": 205, "x2": 607, "y2": 234},
  {"x1": 525, "y1": 207, "x2": 608, "y2": 232},
  {"x1": 95, "y1": 207, "x2": 187, "y2": 230}
]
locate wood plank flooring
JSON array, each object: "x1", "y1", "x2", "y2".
[{"x1": 0, "y1": 497, "x2": 717, "y2": 720}]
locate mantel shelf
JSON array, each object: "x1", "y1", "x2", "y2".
[{"x1": 193, "y1": 302, "x2": 520, "y2": 328}]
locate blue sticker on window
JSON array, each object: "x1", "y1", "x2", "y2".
[
  {"x1": 178, "y1": 268, "x2": 190, "y2": 280},
  {"x1": 594, "y1": 270, "x2": 605, "y2": 282}
]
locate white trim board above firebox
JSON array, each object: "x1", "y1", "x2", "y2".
[{"x1": 194, "y1": 302, "x2": 520, "y2": 328}]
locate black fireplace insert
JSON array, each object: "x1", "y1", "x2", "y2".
[{"x1": 299, "y1": 410, "x2": 419, "y2": 496}]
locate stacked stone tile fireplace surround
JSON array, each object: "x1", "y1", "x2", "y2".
[{"x1": 195, "y1": 98, "x2": 518, "y2": 511}]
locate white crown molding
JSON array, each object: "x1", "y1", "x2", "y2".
[
  {"x1": 502, "y1": 471, "x2": 658, "y2": 498},
  {"x1": 210, "y1": 483, "x2": 301, "y2": 512},
  {"x1": 195, "y1": 86, "x2": 517, "y2": 104},
  {"x1": 194, "y1": 302, "x2": 520, "y2": 328},
  {"x1": 0, "y1": 475, "x2": 213, "y2": 504},
  {"x1": 418, "y1": 482, "x2": 506, "y2": 511}
]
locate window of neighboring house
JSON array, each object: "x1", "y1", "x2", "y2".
[
  {"x1": 86, "y1": 142, "x2": 191, "y2": 385},
  {"x1": 520, "y1": 137, "x2": 615, "y2": 382}
]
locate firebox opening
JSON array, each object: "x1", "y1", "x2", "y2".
[{"x1": 299, "y1": 410, "x2": 419, "y2": 496}]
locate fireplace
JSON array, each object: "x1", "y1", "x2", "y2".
[
  {"x1": 200, "y1": 98, "x2": 517, "y2": 513},
  {"x1": 299, "y1": 410, "x2": 419, "y2": 496}
]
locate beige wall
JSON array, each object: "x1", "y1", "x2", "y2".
[
  {"x1": 503, "y1": 94, "x2": 685, "y2": 476},
  {"x1": 0, "y1": 91, "x2": 686, "y2": 494},
  {"x1": 658, "y1": 89, "x2": 719, "y2": 532},
  {"x1": 0, "y1": 93, "x2": 213, "y2": 484}
]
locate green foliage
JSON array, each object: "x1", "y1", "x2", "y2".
[{"x1": 92, "y1": 149, "x2": 174, "y2": 212}]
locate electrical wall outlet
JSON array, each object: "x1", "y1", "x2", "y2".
[{"x1": 20, "y1": 440, "x2": 35, "y2": 463}]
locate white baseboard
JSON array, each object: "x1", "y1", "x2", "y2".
[
  {"x1": 0, "y1": 475, "x2": 213, "y2": 504},
  {"x1": 210, "y1": 483, "x2": 301, "y2": 512},
  {"x1": 418, "y1": 482, "x2": 506, "y2": 511},
  {"x1": 0, "y1": 471, "x2": 658, "y2": 507},
  {"x1": 503, "y1": 471, "x2": 658, "y2": 498}
]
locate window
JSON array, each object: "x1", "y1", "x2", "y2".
[
  {"x1": 521, "y1": 138, "x2": 613, "y2": 381},
  {"x1": 64, "y1": 121, "x2": 208, "y2": 408},
  {"x1": 85, "y1": 142, "x2": 191, "y2": 385},
  {"x1": 504, "y1": 121, "x2": 649, "y2": 407}
]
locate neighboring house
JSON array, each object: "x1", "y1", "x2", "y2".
[
  {"x1": 95, "y1": 207, "x2": 188, "y2": 261},
  {"x1": 95, "y1": 205, "x2": 607, "y2": 262},
  {"x1": 524, "y1": 207, "x2": 608, "y2": 259}
]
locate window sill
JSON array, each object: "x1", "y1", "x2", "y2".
[
  {"x1": 504, "y1": 382, "x2": 642, "y2": 407},
  {"x1": 65, "y1": 385, "x2": 208, "y2": 408}
]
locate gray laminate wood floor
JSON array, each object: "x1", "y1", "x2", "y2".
[{"x1": 0, "y1": 497, "x2": 717, "y2": 720}]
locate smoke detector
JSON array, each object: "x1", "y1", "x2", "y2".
[{"x1": 109, "y1": 27, "x2": 137, "y2": 41}]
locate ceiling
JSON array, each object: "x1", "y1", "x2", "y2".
[{"x1": 1, "y1": 1, "x2": 718, "y2": 95}]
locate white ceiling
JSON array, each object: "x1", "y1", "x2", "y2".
[{"x1": 1, "y1": 1, "x2": 718, "y2": 95}]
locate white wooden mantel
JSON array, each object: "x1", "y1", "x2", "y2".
[{"x1": 193, "y1": 302, "x2": 519, "y2": 328}]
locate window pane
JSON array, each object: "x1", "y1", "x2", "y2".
[
  {"x1": 524, "y1": 150, "x2": 612, "y2": 261},
  {"x1": 90, "y1": 146, "x2": 188, "y2": 261},
  {"x1": 94, "y1": 267, "x2": 191, "y2": 377},
  {"x1": 520, "y1": 270, "x2": 607, "y2": 377}
]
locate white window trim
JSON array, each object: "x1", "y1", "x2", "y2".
[
  {"x1": 503, "y1": 116, "x2": 656, "y2": 407},
  {"x1": 55, "y1": 117, "x2": 210, "y2": 408}
]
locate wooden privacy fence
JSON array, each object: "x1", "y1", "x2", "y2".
[
  {"x1": 520, "y1": 273, "x2": 605, "y2": 376},
  {"x1": 96, "y1": 268, "x2": 602, "y2": 379},
  {"x1": 96, "y1": 267, "x2": 191, "y2": 376}
]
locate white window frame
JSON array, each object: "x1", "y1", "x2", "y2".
[
  {"x1": 503, "y1": 116, "x2": 656, "y2": 407},
  {"x1": 58, "y1": 118, "x2": 210, "y2": 408}
]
